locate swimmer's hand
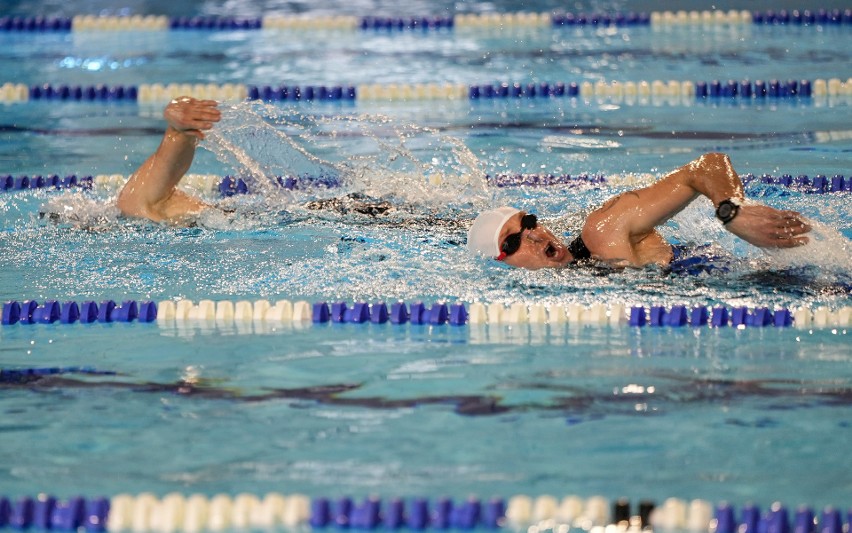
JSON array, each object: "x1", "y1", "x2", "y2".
[
  {"x1": 164, "y1": 97, "x2": 221, "y2": 140},
  {"x1": 725, "y1": 204, "x2": 811, "y2": 248}
]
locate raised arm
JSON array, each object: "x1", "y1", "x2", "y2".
[
  {"x1": 117, "y1": 97, "x2": 221, "y2": 223},
  {"x1": 586, "y1": 152, "x2": 810, "y2": 250}
]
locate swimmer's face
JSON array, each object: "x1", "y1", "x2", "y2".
[{"x1": 498, "y1": 212, "x2": 572, "y2": 270}]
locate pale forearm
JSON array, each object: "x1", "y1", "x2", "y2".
[
  {"x1": 118, "y1": 127, "x2": 197, "y2": 214},
  {"x1": 140, "y1": 127, "x2": 199, "y2": 192}
]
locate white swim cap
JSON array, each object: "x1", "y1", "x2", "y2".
[{"x1": 467, "y1": 206, "x2": 520, "y2": 258}]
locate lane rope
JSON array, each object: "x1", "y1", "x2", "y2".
[
  {"x1": 3, "y1": 299, "x2": 850, "y2": 329},
  {"x1": 2, "y1": 173, "x2": 850, "y2": 195},
  {"x1": 2, "y1": 10, "x2": 852, "y2": 33},
  {"x1": 3, "y1": 78, "x2": 852, "y2": 104},
  {"x1": 0, "y1": 493, "x2": 847, "y2": 533}
]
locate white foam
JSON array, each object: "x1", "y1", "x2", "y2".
[
  {"x1": 39, "y1": 193, "x2": 122, "y2": 229},
  {"x1": 762, "y1": 219, "x2": 852, "y2": 274}
]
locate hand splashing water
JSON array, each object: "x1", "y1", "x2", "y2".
[{"x1": 762, "y1": 219, "x2": 852, "y2": 274}]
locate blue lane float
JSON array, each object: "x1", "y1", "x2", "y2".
[
  {"x1": 169, "y1": 16, "x2": 262, "y2": 30},
  {"x1": 0, "y1": 366, "x2": 116, "y2": 383},
  {"x1": 0, "y1": 16, "x2": 73, "y2": 31},
  {"x1": 0, "y1": 495, "x2": 109, "y2": 532},
  {"x1": 247, "y1": 84, "x2": 357, "y2": 102},
  {"x1": 359, "y1": 16, "x2": 455, "y2": 31},
  {"x1": 27, "y1": 84, "x2": 138, "y2": 102},
  {"x1": 552, "y1": 12, "x2": 650, "y2": 26},
  {"x1": 629, "y1": 306, "x2": 802, "y2": 329},
  {"x1": 751, "y1": 8, "x2": 852, "y2": 25},
  {"x1": 2, "y1": 300, "x2": 157, "y2": 325},
  {"x1": 0, "y1": 174, "x2": 92, "y2": 192},
  {"x1": 218, "y1": 174, "x2": 342, "y2": 196},
  {"x1": 694, "y1": 79, "x2": 812, "y2": 99}
]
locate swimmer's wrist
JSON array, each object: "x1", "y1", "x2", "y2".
[
  {"x1": 715, "y1": 198, "x2": 741, "y2": 225},
  {"x1": 165, "y1": 126, "x2": 201, "y2": 143}
]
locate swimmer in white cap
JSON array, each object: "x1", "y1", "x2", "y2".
[
  {"x1": 115, "y1": 99, "x2": 812, "y2": 262},
  {"x1": 468, "y1": 153, "x2": 812, "y2": 269}
]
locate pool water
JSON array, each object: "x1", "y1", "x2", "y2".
[
  {"x1": 1, "y1": 0, "x2": 851, "y2": 521},
  {"x1": 2, "y1": 323, "x2": 850, "y2": 506}
]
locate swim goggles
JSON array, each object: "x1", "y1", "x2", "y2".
[{"x1": 497, "y1": 213, "x2": 537, "y2": 260}]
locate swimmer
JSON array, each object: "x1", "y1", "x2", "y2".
[
  {"x1": 468, "y1": 153, "x2": 812, "y2": 269},
  {"x1": 118, "y1": 98, "x2": 812, "y2": 268}
]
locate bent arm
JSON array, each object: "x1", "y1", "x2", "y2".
[
  {"x1": 604, "y1": 152, "x2": 741, "y2": 234},
  {"x1": 117, "y1": 97, "x2": 221, "y2": 222},
  {"x1": 590, "y1": 152, "x2": 809, "y2": 249}
]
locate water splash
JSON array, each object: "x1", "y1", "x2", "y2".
[
  {"x1": 203, "y1": 103, "x2": 337, "y2": 201},
  {"x1": 202, "y1": 101, "x2": 491, "y2": 213},
  {"x1": 39, "y1": 192, "x2": 122, "y2": 230},
  {"x1": 762, "y1": 219, "x2": 852, "y2": 275}
]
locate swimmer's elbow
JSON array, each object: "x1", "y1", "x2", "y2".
[
  {"x1": 703, "y1": 151, "x2": 729, "y2": 160},
  {"x1": 115, "y1": 190, "x2": 135, "y2": 217},
  {"x1": 697, "y1": 152, "x2": 730, "y2": 167}
]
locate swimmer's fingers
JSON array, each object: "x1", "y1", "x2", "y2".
[
  {"x1": 768, "y1": 225, "x2": 810, "y2": 247},
  {"x1": 188, "y1": 101, "x2": 222, "y2": 122},
  {"x1": 764, "y1": 218, "x2": 811, "y2": 248},
  {"x1": 191, "y1": 98, "x2": 219, "y2": 107},
  {"x1": 775, "y1": 208, "x2": 808, "y2": 222},
  {"x1": 772, "y1": 218, "x2": 810, "y2": 234},
  {"x1": 771, "y1": 235, "x2": 810, "y2": 248},
  {"x1": 773, "y1": 210, "x2": 812, "y2": 236},
  {"x1": 170, "y1": 96, "x2": 220, "y2": 109},
  {"x1": 726, "y1": 205, "x2": 811, "y2": 248},
  {"x1": 164, "y1": 97, "x2": 221, "y2": 134},
  {"x1": 172, "y1": 109, "x2": 221, "y2": 128}
]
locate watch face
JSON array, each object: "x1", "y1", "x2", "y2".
[{"x1": 717, "y1": 200, "x2": 738, "y2": 223}]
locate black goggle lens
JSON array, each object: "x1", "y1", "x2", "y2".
[{"x1": 500, "y1": 214, "x2": 537, "y2": 257}]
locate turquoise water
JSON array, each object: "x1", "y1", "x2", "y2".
[
  {"x1": 2, "y1": 322, "x2": 850, "y2": 506},
  {"x1": 1, "y1": 0, "x2": 851, "y2": 517}
]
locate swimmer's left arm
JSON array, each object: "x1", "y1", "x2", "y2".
[{"x1": 117, "y1": 97, "x2": 220, "y2": 222}]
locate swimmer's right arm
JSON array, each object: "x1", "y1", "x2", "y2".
[{"x1": 117, "y1": 97, "x2": 221, "y2": 222}]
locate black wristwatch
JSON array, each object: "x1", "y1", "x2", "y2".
[{"x1": 715, "y1": 198, "x2": 741, "y2": 225}]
